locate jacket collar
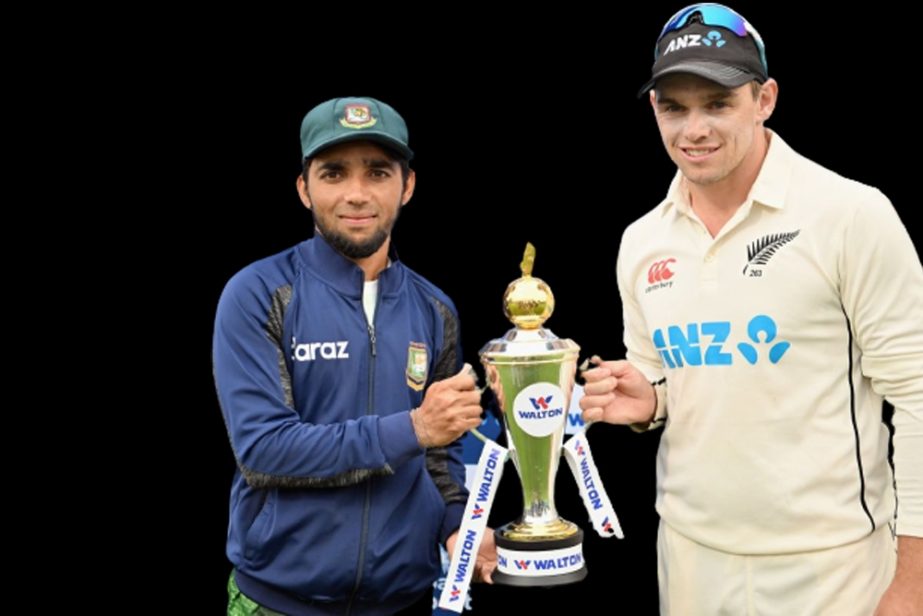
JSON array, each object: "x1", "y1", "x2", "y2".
[{"x1": 297, "y1": 233, "x2": 405, "y2": 300}]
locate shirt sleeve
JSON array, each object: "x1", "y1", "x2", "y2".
[
  {"x1": 618, "y1": 234, "x2": 668, "y2": 432},
  {"x1": 841, "y1": 193, "x2": 923, "y2": 537},
  {"x1": 425, "y1": 298, "x2": 469, "y2": 543},
  {"x1": 213, "y1": 271, "x2": 420, "y2": 490}
]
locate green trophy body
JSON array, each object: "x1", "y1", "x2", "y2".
[{"x1": 478, "y1": 244, "x2": 586, "y2": 586}]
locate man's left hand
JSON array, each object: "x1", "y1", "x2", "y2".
[{"x1": 446, "y1": 529, "x2": 497, "y2": 584}]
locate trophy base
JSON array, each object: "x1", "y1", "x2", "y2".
[
  {"x1": 493, "y1": 527, "x2": 587, "y2": 587},
  {"x1": 497, "y1": 517, "x2": 580, "y2": 541}
]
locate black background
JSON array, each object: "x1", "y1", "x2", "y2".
[{"x1": 170, "y1": 6, "x2": 920, "y2": 614}]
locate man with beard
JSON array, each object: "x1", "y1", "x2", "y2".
[{"x1": 214, "y1": 97, "x2": 496, "y2": 615}]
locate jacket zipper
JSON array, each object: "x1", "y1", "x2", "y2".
[{"x1": 347, "y1": 286, "x2": 380, "y2": 614}]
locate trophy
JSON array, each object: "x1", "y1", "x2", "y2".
[
  {"x1": 478, "y1": 243, "x2": 584, "y2": 586},
  {"x1": 438, "y1": 244, "x2": 620, "y2": 609}
]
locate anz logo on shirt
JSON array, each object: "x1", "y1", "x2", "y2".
[{"x1": 653, "y1": 315, "x2": 791, "y2": 368}]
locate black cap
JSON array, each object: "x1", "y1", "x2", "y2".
[{"x1": 638, "y1": 21, "x2": 767, "y2": 97}]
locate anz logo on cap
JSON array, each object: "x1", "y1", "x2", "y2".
[
  {"x1": 663, "y1": 30, "x2": 726, "y2": 57},
  {"x1": 513, "y1": 383, "x2": 566, "y2": 437}
]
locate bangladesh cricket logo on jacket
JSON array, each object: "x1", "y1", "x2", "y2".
[{"x1": 406, "y1": 342, "x2": 428, "y2": 391}]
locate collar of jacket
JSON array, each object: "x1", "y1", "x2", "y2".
[{"x1": 297, "y1": 233, "x2": 406, "y2": 300}]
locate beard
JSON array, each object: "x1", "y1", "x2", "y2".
[
  {"x1": 321, "y1": 226, "x2": 389, "y2": 259},
  {"x1": 313, "y1": 207, "x2": 400, "y2": 259}
]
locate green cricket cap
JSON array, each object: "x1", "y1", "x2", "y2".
[{"x1": 300, "y1": 97, "x2": 413, "y2": 161}]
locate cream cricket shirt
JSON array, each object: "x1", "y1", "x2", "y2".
[{"x1": 618, "y1": 131, "x2": 923, "y2": 554}]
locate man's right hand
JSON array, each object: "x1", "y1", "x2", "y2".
[
  {"x1": 579, "y1": 357, "x2": 657, "y2": 425},
  {"x1": 411, "y1": 364, "x2": 483, "y2": 447}
]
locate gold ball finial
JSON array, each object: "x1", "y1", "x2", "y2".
[{"x1": 502, "y1": 242, "x2": 555, "y2": 329}]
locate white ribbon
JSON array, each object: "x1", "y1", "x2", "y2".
[
  {"x1": 562, "y1": 429, "x2": 623, "y2": 539},
  {"x1": 438, "y1": 441, "x2": 509, "y2": 613}
]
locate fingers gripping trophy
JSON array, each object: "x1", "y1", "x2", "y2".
[{"x1": 439, "y1": 244, "x2": 622, "y2": 611}]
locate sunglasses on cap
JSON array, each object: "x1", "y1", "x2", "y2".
[{"x1": 655, "y1": 3, "x2": 768, "y2": 73}]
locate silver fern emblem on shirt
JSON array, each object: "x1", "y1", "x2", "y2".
[{"x1": 743, "y1": 231, "x2": 800, "y2": 275}]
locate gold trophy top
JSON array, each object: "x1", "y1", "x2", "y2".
[{"x1": 503, "y1": 243, "x2": 555, "y2": 330}]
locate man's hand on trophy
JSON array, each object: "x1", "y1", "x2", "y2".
[
  {"x1": 446, "y1": 528, "x2": 497, "y2": 584},
  {"x1": 579, "y1": 356, "x2": 657, "y2": 425},
  {"x1": 411, "y1": 364, "x2": 483, "y2": 447}
]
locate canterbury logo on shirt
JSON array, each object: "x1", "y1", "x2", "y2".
[
  {"x1": 648, "y1": 259, "x2": 676, "y2": 283},
  {"x1": 291, "y1": 337, "x2": 350, "y2": 361}
]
